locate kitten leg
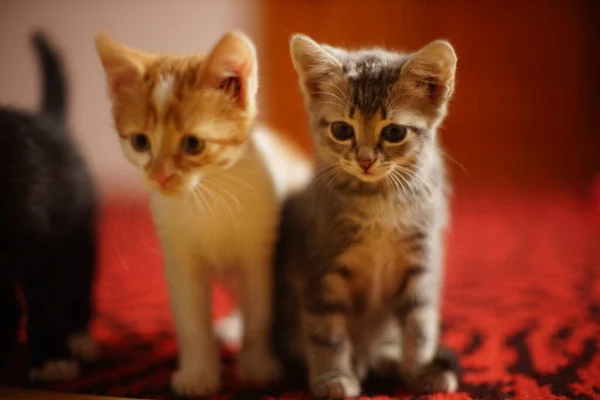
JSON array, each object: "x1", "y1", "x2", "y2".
[
  {"x1": 165, "y1": 251, "x2": 221, "y2": 397},
  {"x1": 236, "y1": 252, "x2": 282, "y2": 385},
  {"x1": 213, "y1": 309, "x2": 243, "y2": 346},
  {"x1": 0, "y1": 274, "x2": 20, "y2": 363},
  {"x1": 67, "y1": 332, "x2": 99, "y2": 362},
  {"x1": 19, "y1": 256, "x2": 79, "y2": 381},
  {"x1": 29, "y1": 360, "x2": 79, "y2": 381},
  {"x1": 353, "y1": 355, "x2": 369, "y2": 383},
  {"x1": 302, "y1": 274, "x2": 360, "y2": 399},
  {"x1": 396, "y1": 266, "x2": 457, "y2": 393},
  {"x1": 66, "y1": 223, "x2": 98, "y2": 362},
  {"x1": 368, "y1": 318, "x2": 402, "y2": 379}
]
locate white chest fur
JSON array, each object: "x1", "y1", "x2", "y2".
[
  {"x1": 148, "y1": 128, "x2": 309, "y2": 395},
  {"x1": 338, "y1": 224, "x2": 403, "y2": 305},
  {"x1": 150, "y1": 133, "x2": 279, "y2": 271}
]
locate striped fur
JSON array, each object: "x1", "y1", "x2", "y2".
[{"x1": 273, "y1": 34, "x2": 459, "y2": 398}]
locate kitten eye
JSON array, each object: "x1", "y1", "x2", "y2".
[
  {"x1": 330, "y1": 122, "x2": 354, "y2": 141},
  {"x1": 180, "y1": 135, "x2": 205, "y2": 155},
  {"x1": 130, "y1": 133, "x2": 150, "y2": 152},
  {"x1": 381, "y1": 124, "x2": 407, "y2": 143}
]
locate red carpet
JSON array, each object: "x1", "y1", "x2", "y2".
[{"x1": 1, "y1": 188, "x2": 599, "y2": 399}]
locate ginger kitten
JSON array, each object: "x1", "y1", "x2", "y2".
[
  {"x1": 273, "y1": 34, "x2": 459, "y2": 398},
  {"x1": 95, "y1": 31, "x2": 310, "y2": 397}
]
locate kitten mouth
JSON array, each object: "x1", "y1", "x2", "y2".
[
  {"x1": 158, "y1": 187, "x2": 183, "y2": 197},
  {"x1": 357, "y1": 171, "x2": 385, "y2": 183},
  {"x1": 149, "y1": 182, "x2": 183, "y2": 197}
]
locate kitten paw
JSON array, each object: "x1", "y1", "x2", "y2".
[
  {"x1": 68, "y1": 332, "x2": 99, "y2": 362},
  {"x1": 310, "y1": 371, "x2": 361, "y2": 399},
  {"x1": 214, "y1": 311, "x2": 243, "y2": 346},
  {"x1": 408, "y1": 369, "x2": 458, "y2": 394},
  {"x1": 354, "y1": 358, "x2": 369, "y2": 383},
  {"x1": 171, "y1": 368, "x2": 221, "y2": 397},
  {"x1": 29, "y1": 360, "x2": 79, "y2": 381},
  {"x1": 237, "y1": 346, "x2": 282, "y2": 385},
  {"x1": 370, "y1": 342, "x2": 401, "y2": 378},
  {"x1": 405, "y1": 347, "x2": 460, "y2": 394}
]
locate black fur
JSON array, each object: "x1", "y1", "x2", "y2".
[{"x1": 0, "y1": 31, "x2": 97, "y2": 372}]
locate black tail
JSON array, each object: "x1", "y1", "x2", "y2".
[{"x1": 31, "y1": 31, "x2": 67, "y2": 122}]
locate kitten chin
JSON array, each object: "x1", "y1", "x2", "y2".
[{"x1": 341, "y1": 165, "x2": 391, "y2": 183}]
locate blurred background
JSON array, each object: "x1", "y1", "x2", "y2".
[
  {"x1": 0, "y1": 0, "x2": 599, "y2": 195},
  {"x1": 1, "y1": 2, "x2": 599, "y2": 398}
]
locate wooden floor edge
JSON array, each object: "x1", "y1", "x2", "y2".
[{"x1": 0, "y1": 387, "x2": 140, "y2": 400}]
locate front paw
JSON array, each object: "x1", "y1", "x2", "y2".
[
  {"x1": 68, "y1": 332, "x2": 100, "y2": 362},
  {"x1": 236, "y1": 346, "x2": 282, "y2": 386},
  {"x1": 404, "y1": 347, "x2": 460, "y2": 394},
  {"x1": 171, "y1": 368, "x2": 221, "y2": 397},
  {"x1": 407, "y1": 369, "x2": 458, "y2": 394},
  {"x1": 29, "y1": 360, "x2": 79, "y2": 381},
  {"x1": 310, "y1": 371, "x2": 361, "y2": 399},
  {"x1": 370, "y1": 342, "x2": 401, "y2": 379}
]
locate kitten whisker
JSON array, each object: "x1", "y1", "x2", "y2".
[
  {"x1": 395, "y1": 167, "x2": 434, "y2": 199},
  {"x1": 316, "y1": 100, "x2": 346, "y2": 111},
  {"x1": 398, "y1": 159, "x2": 436, "y2": 191},
  {"x1": 218, "y1": 172, "x2": 256, "y2": 192},
  {"x1": 206, "y1": 178, "x2": 241, "y2": 210},
  {"x1": 394, "y1": 169, "x2": 417, "y2": 199},
  {"x1": 202, "y1": 184, "x2": 234, "y2": 220},
  {"x1": 320, "y1": 81, "x2": 351, "y2": 104},
  {"x1": 134, "y1": 195, "x2": 160, "y2": 255},
  {"x1": 192, "y1": 184, "x2": 210, "y2": 217},
  {"x1": 311, "y1": 164, "x2": 340, "y2": 208},
  {"x1": 442, "y1": 151, "x2": 467, "y2": 174},
  {"x1": 238, "y1": 151, "x2": 252, "y2": 162},
  {"x1": 308, "y1": 91, "x2": 347, "y2": 106},
  {"x1": 321, "y1": 168, "x2": 344, "y2": 206},
  {"x1": 110, "y1": 209, "x2": 130, "y2": 271},
  {"x1": 387, "y1": 171, "x2": 407, "y2": 199}
]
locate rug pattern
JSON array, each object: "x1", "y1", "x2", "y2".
[{"x1": 1, "y1": 189, "x2": 599, "y2": 399}]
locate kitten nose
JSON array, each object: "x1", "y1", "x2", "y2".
[
  {"x1": 358, "y1": 158, "x2": 375, "y2": 171},
  {"x1": 356, "y1": 146, "x2": 375, "y2": 171},
  {"x1": 151, "y1": 170, "x2": 173, "y2": 187}
]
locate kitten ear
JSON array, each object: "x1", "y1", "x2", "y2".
[
  {"x1": 200, "y1": 31, "x2": 258, "y2": 110},
  {"x1": 289, "y1": 34, "x2": 343, "y2": 98},
  {"x1": 401, "y1": 40, "x2": 457, "y2": 105},
  {"x1": 95, "y1": 32, "x2": 151, "y2": 99}
]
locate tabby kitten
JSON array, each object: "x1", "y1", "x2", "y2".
[
  {"x1": 95, "y1": 32, "x2": 310, "y2": 397},
  {"x1": 273, "y1": 35, "x2": 459, "y2": 397},
  {"x1": 0, "y1": 32, "x2": 98, "y2": 381}
]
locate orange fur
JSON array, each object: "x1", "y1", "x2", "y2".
[
  {"x1": 95, "y1": 31, "x2": 258, "y2": 196},
  {"x1": 95, "y1": 31, "x2": 313, "y2": 397}
]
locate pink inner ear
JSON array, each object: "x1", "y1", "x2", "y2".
[
  {"x1": 217, "y1": 75, "x2": 244, "y2": 107},
  {"x1": 109, "y1": 70, "x2": 137, "y2": 94}
]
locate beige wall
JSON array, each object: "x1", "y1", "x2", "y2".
[{"x1": 0, "y1": 0, "x2": 259, "y2": 196}]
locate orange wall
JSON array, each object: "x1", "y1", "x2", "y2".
[{"x1": 259, "y1": 1, "x2": 600, "y2": 187}]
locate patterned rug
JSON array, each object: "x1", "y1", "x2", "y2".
[{"x1": 1, "y1": 187, "x2": 599, "y2": 399}]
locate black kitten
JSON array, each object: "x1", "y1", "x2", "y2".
[{"x1": 0, "y1": 32, "x2": 98, "y2": 381}]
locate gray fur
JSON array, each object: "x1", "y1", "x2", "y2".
[{"x1": 273, "y1": 35, "x2": 459, "y2": 397}]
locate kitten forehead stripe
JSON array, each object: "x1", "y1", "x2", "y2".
[
  {"x1": 345, "y1": 55, "x2": 404, "y2": 118},
  {"x1": 152, "y1": 74, "x2": 175, "y2": 114}
]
